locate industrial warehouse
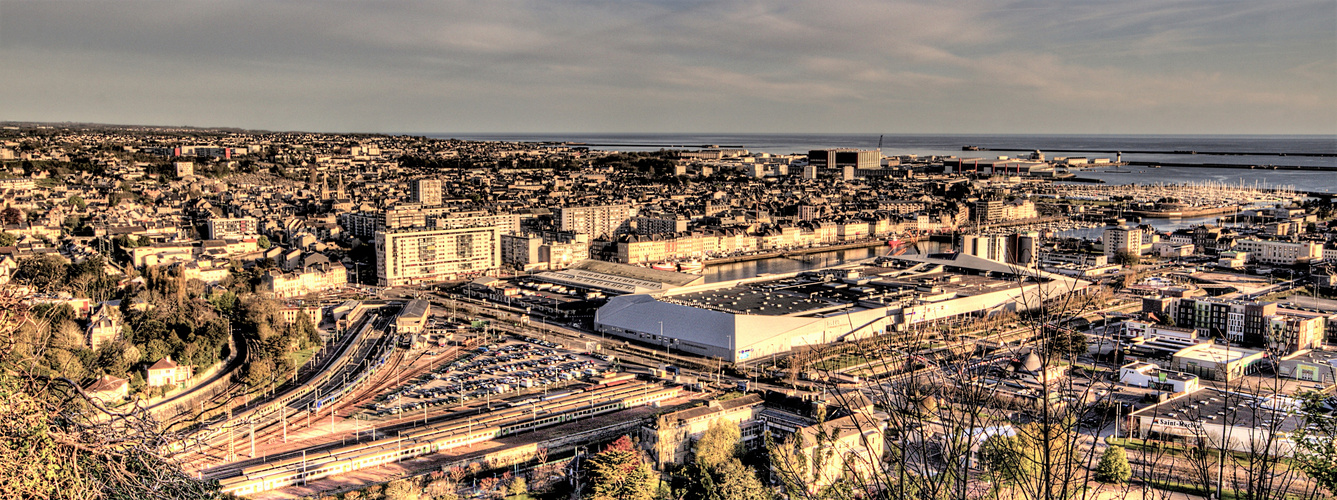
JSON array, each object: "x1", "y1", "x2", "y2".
[{"x1": 594, "y1": 253, "x2": 1092, "y2": 362}]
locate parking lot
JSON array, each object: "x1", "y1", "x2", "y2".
[{"x1": 366, "y1": 335, "x2": 613, "y2": 417}]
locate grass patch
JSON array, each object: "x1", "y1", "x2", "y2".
[
  {"x1": 810, "y1": 353, "x2": 865, "y2": 372},
  {"x1": 290, "y1": 347, "x2": 318, "y2": 369},
  {"x1": 1107, "y1": 437, "x2": 1302, "y2": 470},
  {"x1": 717, "y1": 391, "x2": 746, "y2": 401},
  {"x1": 1146, "y1": 479, "x2": 1244, "y2": 500}
]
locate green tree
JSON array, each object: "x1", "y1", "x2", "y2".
[
  {"x1": 1043, "y1": 327, "x2": 1089, "y2": 359},
  {"x1": 1293, "y1": 392, "x2": 1337, "y2": 493},
  {"x1": 682, "y1": 456, "x2": 769, "y2": 500},
  {"x1": 0, "y1": 232, "x2": 15, "y2": 247},
  {"x1": 0, "y1": 206, "x2": 21, "y2": 225},
  {"x1": 0, "y1": 289, "x2": 216, "y2": 498},
  {"x1": 14, "y1": 255, "x2": 68, "y2": 293},
  {"x1": 294, "y1": 311, "x2": 321, "y2": 350},
  {"x1": 243, "y1": 356, "x2": 275, "y2": 388},
  {"x1": 115, "y1": 234, "x2": 137, "y2": 250},
  {"x1": 505, "y1": 475, "x2": 527, "y2": 497},
  {"x1": 980, "y1": 433, "x2": 1039, "y2": 486},
  {"x1": 208, "y1": 290, "x2": 238, "y2": 317},
  {"x1": 694, "y1": 418, "x2": 742, "y2": 469},
  {"x1": 585, "y1": 435, "x2": 653, "y2": 500},
  {"x1": 1112, "y1": 250, "x2": 1140, "y2": 267},
  {"x1": 257, "y1": 235, "x2": 271, "y2": 249},
  {"x1": 1093, "y1": 445, "x2": 1131, "y2": 484},
  {"x1": 980, "y1": 422, "x2": 1081, "y2": 500},
  {"x1": 67, "y1": 195, "x2": 86, "y2": 210},
  {"x1": 679, "y1": 419, "x2": 770, "y2": 500},
  {"x1": 383, "y1": 479, "x2": 416, "y2": 500},
  {"x1": 143, "y1": 338, "x2": 171, "y2": 363}
]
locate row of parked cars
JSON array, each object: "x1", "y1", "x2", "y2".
[{"x1": 368, "y1": 336, "x2": 608, "y2": 417}]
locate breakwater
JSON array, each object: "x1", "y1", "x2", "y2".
[
  {"x1": 1124, "y1": 161, "x2": 1336, "y2": 171},
  {"x1": 968, "y1": 146, "x2": 1336, "y2": 158}
]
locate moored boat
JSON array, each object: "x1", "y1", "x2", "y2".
[
  {"x1": 676, "y1": 260, "x2": 704, "y2": 273},
  {"x1": 650, "y1": 262, "x2": 678, "y2": 272}
]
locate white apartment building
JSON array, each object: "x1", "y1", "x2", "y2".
[
  {"x1": 559, "y1": 204, "x2": 633, "y2": 238},
  {"x1": 1103, "y1": 225, "x2": 1144, "y2": 258},
  {"x1": 1002, "y1": 200, "x2": 1038, "y2": 220},
  {"x1": 1233, "y1": 239, "x2": 1322, "y2": 266},
  {"x1": 376, "y1": 225, "x2": 501, "y2": 286},
  {"x1": 206, "y1": 217, "x2": 259, "y2": 239},
  {"x1": 410, "y1": 178, "x2": 443, "y2": 206},
  {"x1": 500, "y1": 233, "x2": 590, "y2": 271},
  {"x1": 261, "y1": 264, "x2": 348, "y2": 298}
]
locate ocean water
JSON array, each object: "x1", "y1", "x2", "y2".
[{"x1": 440, "y1": 133, "x2": 1337, "y2": 193}]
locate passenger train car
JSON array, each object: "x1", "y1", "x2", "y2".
[{"x1": 219, "y1": 377, "x2": 680, "y2": 496}]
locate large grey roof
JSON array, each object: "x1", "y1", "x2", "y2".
[{"x1": 568, "y1": 260, "x2": 704, "y2": 287}]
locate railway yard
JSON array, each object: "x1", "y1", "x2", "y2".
[
  {"x1": 171, "y1": 297, "x2": 692, "y2": 498},
  {"x1": 179, "y1": 282, "x2": 1143, "y2": 499}
]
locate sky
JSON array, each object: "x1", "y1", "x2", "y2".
[{"x1": 1, "y1": 0, "x2": 1334, "y2": 135}]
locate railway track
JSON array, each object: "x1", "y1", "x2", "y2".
[
  {"x1": 1125, "y1": 452, "x2": 1318, "y2": 497},
  {"x1": 214, "y1": 376, "x2": 681, "y2": 496},
  {"x1": 185, "y1": 313, "x2": 397, "y2": 466},
  {"x1": 190, "y1": 319, "x2": 487, "y2": 472}
]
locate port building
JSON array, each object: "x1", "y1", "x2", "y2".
[{"x1": 807, "y1": 149, "x2": 879, "y2": 171}]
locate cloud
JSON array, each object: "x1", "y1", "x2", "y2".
[{"x1": 0, "y1": 0, "x2": 1332, "y2": 134}]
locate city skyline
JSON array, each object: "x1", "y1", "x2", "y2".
[{"x1": 2, "y1": 0, "x2": 1334, "y2": 135}]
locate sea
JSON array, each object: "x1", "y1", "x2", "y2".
[
  {"x1": 434, "y1": 133, "x2": 1336, "y2": 281},
  {"x1": 439, "y1": 133, "x2": 1337, "y2": 193}
]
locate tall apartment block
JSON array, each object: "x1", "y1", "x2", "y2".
[
  {"x1": 375, "y1": 223, "x2": 500, "y2": 286},
  {"x1": 558, "y1": 204, "x2": 633, "y2": 238},
  {"x1": 1103, "y1": 225, "x2": 1144, "y2": 258},
  {"x1": 410, "y1": 178, "x2": 443, "y2": 206}
]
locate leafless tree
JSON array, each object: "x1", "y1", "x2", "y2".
[
  {"x1": 0, "y1": 289, "x2": 223, "y2": 499},
  {"x1": 765, "y1": 262, "x2": 1138, "y2": 499}
]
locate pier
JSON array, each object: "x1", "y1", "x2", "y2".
[{"x1": 965, "y1": 146, "x2": 1336, "y2": 159}]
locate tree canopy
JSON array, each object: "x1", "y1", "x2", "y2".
[
  {"x1": 584, "y1": 435, "x2": 654, "y2": 500},
  {"x1": 1094, "y1": 445, "x2": 1131, "y2": 484},
  {"x1": 678, "y1": 419, "x2": 771, "y2": 500}
]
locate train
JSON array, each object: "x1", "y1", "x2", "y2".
[
  {"x1": 313, "y1": 346, "x2": 393, "y2": 411},
  {"x1": 244, "y1": 315, "x2": 381, "y2": 421},
  {"x1": 218, "y1": 375, "x2": 680, "y2": 496}
]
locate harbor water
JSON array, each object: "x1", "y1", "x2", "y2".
[
  {"x1": 444, "y1": 133, "x2": 1337, "y2": 193},
  {"x1": 703, "y1": 240, "x2": 951, "y2": 283}
]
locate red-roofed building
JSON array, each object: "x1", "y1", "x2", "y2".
[
  {"x1": 85, "y1": 375, "x2": 128, "y2": 404},
  {"x1": 145, "y1": 356, "x2": 193, "y2": 387}
]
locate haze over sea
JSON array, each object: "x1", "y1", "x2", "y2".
[{"x1": 441, "y1": 133, "x2": 1337, "y2": 193}]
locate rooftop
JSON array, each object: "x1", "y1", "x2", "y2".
[
  {"x1": 568, "y1": 260, "x2": 703, "y2": 288},
  {"x1": 1130, "y1": 387, "x2": 1305, "y2": 434},
  {"x1": 1173, "y1": 343, "x2": 1263, "y2": 364},
  {"x1": 663, "y1": 287, "x2": 844, "y2": 316}
]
